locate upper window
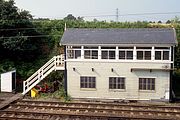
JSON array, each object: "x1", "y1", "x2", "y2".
[
  {"x1": 139, "y1": 78, "x2": 155, "y2": 90},
  {"x1": 136, "y1": 47, "x2": 151, "y2": 60},
  {"x1": 84, "y1": 46, "x2": 98, "y2": 59},
  {"x1": 155, "y1": 47, "x2": 170, "y2": 60},
  {"x1": 101, "y1": 47, "x2": 116, "y2": 59},
  {"x1": 155, "y1": 51, "x2": 169, "y2": 60},
  {"x1": 67, "y1": 46, "x2": 81, "y2": 59},
  {"x1": 80, "y1": 76, "x2": 96, "y2": 89},
  {"x1": 119, "y1": 47, "x2": 133, "y2": 60},
  {"x1": 109, "y1": 77, "x2": 125, "y2": 89}
]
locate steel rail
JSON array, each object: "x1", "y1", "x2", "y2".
[
  {"x1": 4, "y1": 104, "x2": 180, "y2": 120},
  {"x1": 0, "y1": 110, "x2": 173, "y2": 120},
  {"x1": 16, "y1": 100, "x2": 180, "y2": 112}
]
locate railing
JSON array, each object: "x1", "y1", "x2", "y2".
[{"x1": 22, "y1": 54, "x2": 65, "y2": 95}]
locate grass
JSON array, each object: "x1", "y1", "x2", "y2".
[{"x1": 35, "y1": 88, "x2": 71, "y2": 102}]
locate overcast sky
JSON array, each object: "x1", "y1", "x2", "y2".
[{"x1": 14, "y1": 0, "x2": 180, "y2": 22}]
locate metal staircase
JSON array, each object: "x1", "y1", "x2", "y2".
[{"x1": 22, "y1": 54, "x2": 65, "y2": 95}]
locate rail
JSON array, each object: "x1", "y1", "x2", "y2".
[{"x1": 22, "y1": 54, "x2": 65, "y2": 95}]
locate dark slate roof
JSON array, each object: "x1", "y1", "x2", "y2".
[{"x1": 60, "y1": 28, "x2": 177, "y2": 45}]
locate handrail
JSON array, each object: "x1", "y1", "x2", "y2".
[{"x1": 22, "y1": 54, "x2": 65, "y2": 95}]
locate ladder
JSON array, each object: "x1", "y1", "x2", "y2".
[{"x1": 22, "y1": 54, "x2": 65, "y2": 95}]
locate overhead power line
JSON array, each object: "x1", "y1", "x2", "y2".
[
  {"x1": 0, "y1": 35, "x2": 61, "y2": 39},
  {"x1": 82, "y1": 11, "x2": 180, "y2": 18},
  {"x1": 0, "y1": 27, "x2": 63, "y2": 31}
]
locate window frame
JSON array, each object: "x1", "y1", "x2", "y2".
[
  {"x1": 155, "y1": 49, "x2": 170, "y2": 60},
  {"x1": 84, "y1": 47, "x2": 98, "y2": 59},
  {"x1": 136, "y1": 48, "x2": 151, "y2": 60},
  {"x1": 80, "y1": 76, "x2": 96, "y2": 89},
  {"x1": 109, "y1": 77, "x2": 126, "y2": 90},
  {"x1": 101, "y1": 47, "x2": 116, "y2": 60},
  {"x1": 119, "y1": 48, "x2": 133, "y2": 60},
  {"x1": 67, "y1": 46, "x2": 81, "y2": 59},
  {"x1": 139, "y1": 78, "x2": 155, "y2": 91}
]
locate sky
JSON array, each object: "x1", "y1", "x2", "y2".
[{"x1": 14, "y1": 0, "x2": 180, "y2": 22}]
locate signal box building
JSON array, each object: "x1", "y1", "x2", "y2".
[{"x1": 61, "y1": 28, "x2": 177, "y2": 101}]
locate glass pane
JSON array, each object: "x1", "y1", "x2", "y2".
[
  {"x1": 152, "y1": 85, "x2": 155, "y2": 90},
  {"x1": 101, "y1": 47, "x2": 116, "y2": 49},
  {"x1": 72, "y1": 46, "x2": 81, "y2": 49},
  {"x1": 145, "y1": 51, "x2": 151, "y2": 60},
  {"x1": 75, "y1": 50, "x2": 81, "y2": 59},
  {"x1": 84, "y1": 46, "x2": 98, "y2": 49},
  {"x1": 163, "y1": 51, "x2": 169, "y2": 60},
  {"x1": 101, "y1": 51, "x2": 108, "y2": 59},
  {"x1": 109, "y1": 51, "x2": 115, "y2": 59},
  {"x1": 67, "y1": 50, "x2": 74, "y2": 59},
  {"x1": 127, "y1": 51, "x2": 133, "y2": 59},
  {"x1": 119, "y1": 51, "x2": 125, "y2": 59},
  {"x1": 119, "y1": 47, "x2": 133, "y2": 49},
  {"x1": 155, "y1": 51, "x2": 161, "y2": 60},
  {"x1": 84, "y1": 50, "x2": 90, "y2": 59},
  {"x1": 137, "y1": 47, "x2": 152, "y2": 49},
  {"x1": 92, "y1": 50, "x2": 98, "y2": 59},
  {"x1": 137, "y1": 51, "x2": 143, "y2": 60}
]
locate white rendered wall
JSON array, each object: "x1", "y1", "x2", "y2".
[
  {"x1": 66, "y1": 61, "x2": 170, "y2": 101},
  {"x1": 1, "y1": 72, "x2": 12, "y2": 92}
]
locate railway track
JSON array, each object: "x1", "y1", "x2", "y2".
[{"x1": 0, "y1": 99, "x2": 180, "y2": 120}]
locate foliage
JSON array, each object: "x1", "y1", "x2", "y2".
[
  {"x1": 52, "y1": 88, "x2": 71, "y2": 101},
  {"x1": 64, "y1": 14, "x2": 77, "y2": 21},
  {"x1": 0, "y1": 0, "x2": 56, "y2": 78}
]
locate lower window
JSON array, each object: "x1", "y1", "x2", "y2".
[
  {"x1": 80, "y1": 76, "x2": 96, "y2": 88},
  {"x1": 109, "y1": 77, "x2": 125, "y2": 89},
  {"x1": 139, "y1": 78, "x2": 155, "y2": 90}
]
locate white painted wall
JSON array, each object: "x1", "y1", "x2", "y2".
[
  {"x1": 66, "y1": 61, "x2": 170, "y2": 101},
  {"x1": 0, "y1": 71, "x2": 15, "y2": 92}
]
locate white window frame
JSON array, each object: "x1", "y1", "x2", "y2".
[
  {"x1": 67, "y1": 46, "x2": 81, "y2": 59},
  {"x1": 119, "y1": 48, "x2": 133, "y2": 60},
  {"x1": 84, "y1": 47, "x2": 98, "y2": 59},
  {"x1": 155, "y1": 49, "x2": 170, "y2": 61},
  {"x1": 136, "y1": 48, "x2": 152, "y2": 60},
  {"x1": 101, "y1": 48, "x2": 116, "y2": 59}
]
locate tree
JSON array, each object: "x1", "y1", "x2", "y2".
[
  {"x1": 166, "y1": 20, "x2": 171, "y2": 24},
  {"x1": 77, "y1": 16, "x2": 84, "y2": 22},
  {"x1": 171, "y1": 16, "x2": 180, "y2": 24},
  {"x1": 64, "y1": 14, "x2": 76, "y2": 21},
  {"x1": 157, "y1": 21, "x2": 162, "y2": 23},
  {"x1": 0, "y1": 0, "x2": 50, "y2": 79}
]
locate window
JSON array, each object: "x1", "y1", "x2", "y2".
[
  {"x1": 101, "y1": 50, "x2": 115, "y2": 59},
  {"x1": 109, "y1": 77, "x2": 125, "y2": 89},
  {"x1": 84, "y1": 50, "x2": 98, "y2": 59},
  {"x1": 155, "y1": 51, "x2": 169, "y2": 60},
  {"x1": 137, "y1": 50, "x2": 151, "y2": 60},
  {"x1": 155, "y1": 47, "x2": 170, "y2": 60},
  {"x1": 119, "y1": 47, "x2": 133, "y2": 60},
  {"x1": 163, "y1": 51, "x2": 169, "y2": 60},
  {"x1": 84, "y1": 46, "x2": 98, "y2": 59},
  {"x1": 101, "y1": 47, "x2": 116, "y2": 59},
  {"x1": 139, "y1": 78, "x2": 155, "y2": 90},
  {"x1": 119, "y1": 51, "x2": 133, "y2": 59},
  {"x1": 155, "y1": 51, "x2": 161, "y2": 60},
  {"x1": 67, "y1": 46, "x2": 81, "y2": 59},
  {"x1": 80, "y1": 76, "x2": 96, "y2": 88}
]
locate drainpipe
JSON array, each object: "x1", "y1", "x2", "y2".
[{"x1": 64, "y1": 46, "x2": 67, "y2": 95}]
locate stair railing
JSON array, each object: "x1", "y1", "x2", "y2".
[{"x1": 22, "y1": 54, "x2": 64, "y2": 95}]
